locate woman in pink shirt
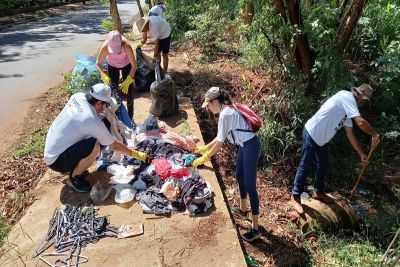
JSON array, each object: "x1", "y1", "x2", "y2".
[{"x1": 96, "y1": 30, "x2": 137, "y2": 119}]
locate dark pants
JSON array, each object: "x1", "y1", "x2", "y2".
[
  {"x1": 49, "y1": 137, "x2": 97, "y2": 175},
  {"x1": 236, "y1": 136, "x2": 261, "y2": 215},
  {"x1": 158, "y1": 35, "x2": 171, "y2": 54},
  {"x1": 107, "y1": 63, "x2": 134, "y2": 119},
  {"x1": 292, "y1": 128, "x2": 329, "y2": 197}
]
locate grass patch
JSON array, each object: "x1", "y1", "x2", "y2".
[
  {"x1": 13, "y1": 128, "x2": 47, "y2": 158},
  {"x1": 0, "y1": 218, "x2": 11, "y2": 247},
  {"x1": 100, "y1": 17, "x2": 114, "y2": 31},
  {"x1": 314, "y1": 233, "x2": 384, "y2": 266}
]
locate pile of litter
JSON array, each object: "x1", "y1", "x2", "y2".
[{"x1": 97, "y1": 117, "x2": 213, "y2": 217}]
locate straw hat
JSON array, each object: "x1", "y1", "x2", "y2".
[{"x1": 135, "y1": 17, "x2": 150, "y2": 33}]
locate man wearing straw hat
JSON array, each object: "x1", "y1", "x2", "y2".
[
  {"x1": 291, "y1": 84, "x2": 380, "y2": 214},
  {"x1": 135, "y1": 16, "x2": 171, "y2": 72}
]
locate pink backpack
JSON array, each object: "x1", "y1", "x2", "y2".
[{"x1": 229, "y1": 102, "x2": 262, "y2": 132}]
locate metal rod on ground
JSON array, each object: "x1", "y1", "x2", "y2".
[{"x1": 350, "y1": 148, "x2": 374, "y2": 198}]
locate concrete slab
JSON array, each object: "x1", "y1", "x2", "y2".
[{"x1": 1, "y1": 93, "x2": 246, "y2": 267}]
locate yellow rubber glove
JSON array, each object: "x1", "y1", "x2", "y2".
[
  {"x1": 131, "y1": 149, "x2": 148, "y2": 162},
  {"x1": 136, "y1": 42, "x2": 143, "y2": 49},
  {"x1": 195, "y1": 145, "x2": 209, "y2": 155},
  {"x1": 119, "y1": 75, "x2": 134, "y2": 94},
  {"x1": 192, "y1": 154, "x2": 210, "y2": 167},
  {"x1": 101, "y1": 72, "x2": 111, "y2": 85}
]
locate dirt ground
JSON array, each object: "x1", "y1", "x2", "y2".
[
  {"x1": 0, "y1": 37, "x2": 250, "y2": 266},
  {"x1": 1, "y1": 95, "x2": 246, "y2": 267},
  {"x1": 1, "y1": 12, "x2": 331, "y2": 267}
]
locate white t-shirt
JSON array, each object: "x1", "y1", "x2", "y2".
[
  {"x1": 149, "y1": 15, "x2": 171, "y2": 40},
  {"x1": 216, "y1": 106, "x2": 255, "y2": 147},
  {"x1": 149, "y1": 4, "x2": 165, "y2": 17},
  {"x1": 305, "y1": 90, "x2": 360, "y2": 146},
  {"x1": 44, "y1": 93, "x2": 115, "y2": 165}
]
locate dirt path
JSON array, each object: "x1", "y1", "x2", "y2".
[
  {"x1": 1, "y1": 95, "x2": 246, "y2": 267},
  {"x1": 0, "y1": 39, "x2": 246, "y2": 266}
]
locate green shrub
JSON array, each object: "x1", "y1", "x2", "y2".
[
  {"x1": 256, "y1": 75, "x2": 315, "y2": 166},
  {"x1": 241, "y1": 2, "x2": 293, "y2": 72},
  {"x1": 164, "y1": 0, "x2": 204, "y2": 38},
  {"x1": 238, "y1": 31, "x2": 271, "y2": 70},
  {"x1": 100, "y1": 17, "x2": 114, "y2": 31},
  {"x1": 189, "y1": 5, "x2": 238, "y2": 55},
  {"x1": 63, "y1": 70, "x2": 99, "y2": 96},
  {"x1": 0, "y1": 0, "x2": 28, "y2": 10}
]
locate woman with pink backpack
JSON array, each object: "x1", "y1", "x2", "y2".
[{"x1": 192, "y1": 86, "x2": 262, "y2": 242}]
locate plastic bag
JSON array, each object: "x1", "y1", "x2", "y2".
[
  {"x1": 69, "y1": 53, "x2": 100, "y2": 92},
  {"x1": 134, "y1": 48, "x2": 156, "y2": 92},
  {"x1": 114, "y1": 185, "x2": 136, "y2": 204},
  {"x1": 90, "y1": 181, "x2": 113, "y2": 204},
  {"x1": 72, "y1": 53, "x2": 98, "y2": 75},
  {"x1": 136, "y1": 114, "x2": 160, "y2": 133},
  {"x1": 244, "y1": 254, "x2": 260, "y2": 266},
  {"x1": 149, "y1": 61, "x2": 179, "y2": 118}
]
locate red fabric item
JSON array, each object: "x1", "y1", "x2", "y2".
[
  {"x1": 170, "y1": 168, "x2": 189, "y2": 178},
  {"x1": 152, "y1": 158, "x2": 171, "y2": 179},
  {"x1": 152, "y1": 158, "x2": 189, "y2": 180}
]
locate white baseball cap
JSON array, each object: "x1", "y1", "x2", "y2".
[{"x1": 90, "y1": 83, "x2": 112, "y2": 103}]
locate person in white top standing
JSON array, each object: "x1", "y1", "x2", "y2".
[
  {"x1": 44, "y1": 83, "x2": 148, "y2": 193},
  {"x1": 149, "y1": 0, "x2": 165, "y2": 17},
  {"x1": 192, "y1": 87, "x2": 262, "y2": 242},
  {"x1": 291, "y1": 84, "x2": 380, "y2": 214},
  {"x1": 135, "y1": 16, "x2": 172, "y2": 71}
]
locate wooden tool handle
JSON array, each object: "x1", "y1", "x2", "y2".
[{"x1": 350, "y1": 148, "x2": 374, "y2": 198}]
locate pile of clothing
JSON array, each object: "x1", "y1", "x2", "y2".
[{"x1": 99, "y1": 121, "x2": 213, "y2": 217}]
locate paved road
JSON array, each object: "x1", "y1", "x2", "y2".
[{"x1": 0, "y1": 0, "x2": 141, "y2": 155}]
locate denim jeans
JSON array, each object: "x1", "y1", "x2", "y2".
[
  {"x1": 236, "y1": 136, "x2": 261, "y2": 215},
  {"x1": 292, "y1": 128, "x2": 328, "y2": 197}
]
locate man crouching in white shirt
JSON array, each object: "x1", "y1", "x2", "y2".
[
  {"x1": 290, "y1": 84, "x2": 380, "y2": 214},
  {"x1": 44, "y1": 83, "x2": 147, "y2": 193}
]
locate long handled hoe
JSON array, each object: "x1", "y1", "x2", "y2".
[{"x1": 350, "y1": 147, "x2": 374, "y2": 198}]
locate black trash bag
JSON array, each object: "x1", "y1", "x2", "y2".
[
  {"x1": 134, "y1": 48, "x2": 156, "y2": 92},
  {"x1": 149, "y1": 61, "x2": 179, "y2": 118}
]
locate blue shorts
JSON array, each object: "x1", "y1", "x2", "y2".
[{"x1": 158, "y1": 35, "x2": 171, "y2": 54}]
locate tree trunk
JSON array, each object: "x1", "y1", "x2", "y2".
[
  {"x1": 336, "y1": 0, "x2": 367, "y2": 51},
  {"x1": 286, "y1": 0, "x2": 313, "y2": 74},
  {"x1": 136, "y1": 0, "x2": 144, "y2": 17},
  {"x1": 274, "y1": 0, "x2": 288, "y2": 23},
  {"x1": 244, "y1": 0, "x2": 255, "y2": 24},
  {"x1": 110, "y1": 0, "x2": 122, "y2": 33},
  {"x1": 338, "y1": 0, "x2": 350, "y2": 22}
]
